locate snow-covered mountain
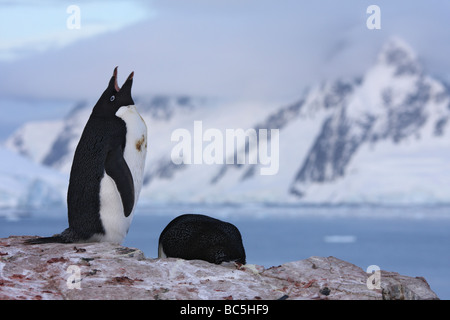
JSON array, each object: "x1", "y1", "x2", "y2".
[
  {"x1": 288, "y1": 38, "x2": 450, "y2": 203},
  {"x1": 4, "y1": 37, "x2": 450, "y2": 206},
  {"x1": 0, "y1": 146, "x2": 67, "y2": 211}
]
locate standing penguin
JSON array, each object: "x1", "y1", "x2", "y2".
[
  {"x1": 26, "y1": 67, "x2": 147, "y2": 244},
  {"x1": 158, "y1": 214, "x2": 246, "y2": 265}
]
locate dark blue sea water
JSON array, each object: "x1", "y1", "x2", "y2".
[{"x1": 1, "y1": 204, "x2": 449, "y2": 299}]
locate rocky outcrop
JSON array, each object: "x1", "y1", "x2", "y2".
[{"x1": 0, "y1": 236, "x2": 438, "y2": 300}]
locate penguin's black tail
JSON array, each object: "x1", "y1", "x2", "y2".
[{"x1": 23, "y1": 235, "x2": 68, "y2": 245}]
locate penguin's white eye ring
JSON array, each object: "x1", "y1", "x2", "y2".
[{"x1": 110, "y1": 95, "x2": 115, "y2": 102}]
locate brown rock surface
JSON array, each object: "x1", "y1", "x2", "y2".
[{"x1": 0, "y1": 236, "x2": 439, "y2": 300}]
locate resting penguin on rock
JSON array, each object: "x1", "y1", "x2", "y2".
[
  {"x1": 25, "y1": 67, "x2": 147, "y2": 245},
  {"x1": 158, "y1": 214, "x2": 246, "y2": 265}
]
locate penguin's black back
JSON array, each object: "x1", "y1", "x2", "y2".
[
  {"x1": 24, "y1": 67, "x2": 137, "y2": 245},
  {"x1": 66, "y1": 115, "x2": 127, "y2": 241},
  {"x1": 159, "y1": 214, "x2": 246, "y2": 265}
]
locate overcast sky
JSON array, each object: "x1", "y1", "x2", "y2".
[{"x1": 0, "y1": 0, "x2": 449, "y2": 138}]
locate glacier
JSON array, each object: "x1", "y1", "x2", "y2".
[{"x1": 3, "y1": 37, "x2": 450, "y2": 207}]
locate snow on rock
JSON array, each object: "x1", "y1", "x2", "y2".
[
  {"x1": 4, "y1": 120, "x2": 64, "y2": 163},
  {"x1": 0, "y1": 147, "x2": 67, "y2": 210},
  {"x1": 0, "y1": 236, "x2": 439, "y2": 300}
]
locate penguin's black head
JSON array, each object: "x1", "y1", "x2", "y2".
[{"x1": 92, "y1": 67, "x2": 134, "y2": 117}]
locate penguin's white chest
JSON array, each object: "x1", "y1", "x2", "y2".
[
  {"x1": 119, "y1": 106, "x2": 148, "y2": 200},
  {"x1": 97, "y1": 105, "x2": 147, "y2": 244}
]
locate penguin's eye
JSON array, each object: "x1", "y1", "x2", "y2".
[{"x1": 110, "y1": 95, "x2": 115, "y2": 102}]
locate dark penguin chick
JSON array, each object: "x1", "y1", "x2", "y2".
[
  {"x1": 158, "y1": 214, "x2": 246, "y2": 265},
  {"x1": 25, "y1": 67, "x2": 147, "y2": 245}
]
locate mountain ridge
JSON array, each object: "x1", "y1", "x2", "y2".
[{"x1": 4, "y1": 37, "x2": 450, "y2": 206}]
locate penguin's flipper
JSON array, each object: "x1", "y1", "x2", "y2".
[{"x1": 105, "y1": 147, "x2": 135, "y2": 217}]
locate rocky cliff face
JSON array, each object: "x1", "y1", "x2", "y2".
[
  {"x1": 0, "y1": 236, "x2": 438, "y2": 300},
  {"x1": 289, "y1": 38, "x2": 450, "y2": 199}
]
